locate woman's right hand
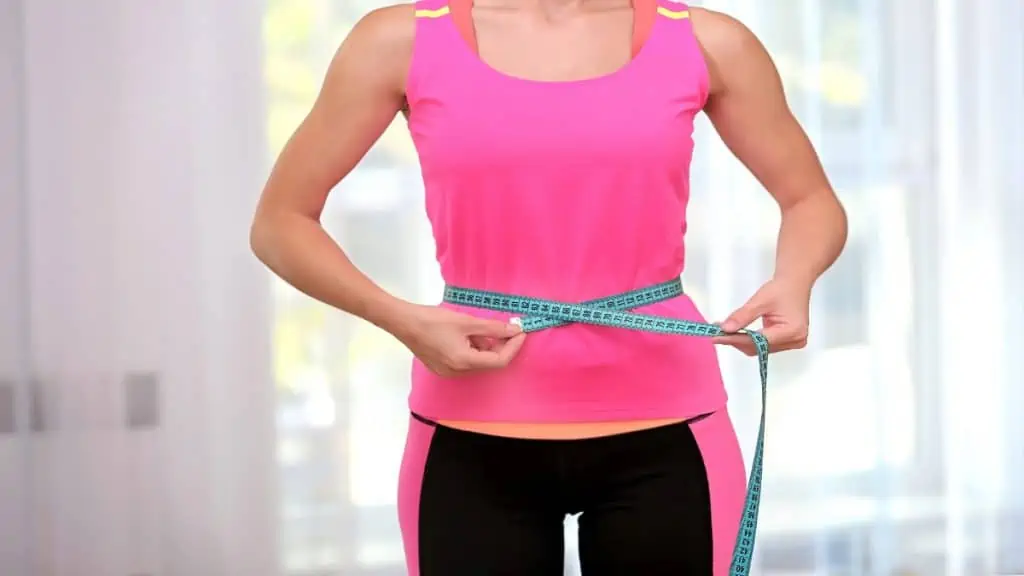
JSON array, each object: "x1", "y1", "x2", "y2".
[{"x1": 393, "y1": 305, "x2": 526, "y2": 377}]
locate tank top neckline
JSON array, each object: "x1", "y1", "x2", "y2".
[{"x1": 438, "y1": 0, "x2": 664, "y2": 88}]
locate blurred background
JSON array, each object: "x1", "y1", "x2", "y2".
[{"x1": 0, "y1": 0, "x2": 1021, "y2": 574}]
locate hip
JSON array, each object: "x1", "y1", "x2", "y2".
[{"x1": 409, "y1": 351, "x2": 728, "y2": 436}]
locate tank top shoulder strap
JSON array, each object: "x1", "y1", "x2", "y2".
[
  {"x1": 641, "y1": 0, "x2": 710, "y2": 107},
  {"x1": 647, "y1": 0, "x2": 697, "y2": 45},
  {"x1": 648, "y1": 0, "x2": 700, "y2": 52},
  {"x1": 412, "y1": 0, "x2": 451, "y2": 19},
  {"x1": 653, "y1": 0, "x2": 692, "y2": 20},
  {"x1": 408, "y1": 0, "x2": 465, "y2": 103}
]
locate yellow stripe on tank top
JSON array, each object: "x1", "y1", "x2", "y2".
[
  {"x1": 656, "y1": 6, "x2": 690, "y2": 19},
  {"x1": 415, "y1": 6, "x2": 451, "y2": 18},
  {"x1": 416, "y1": 5, "x2": 686, "y2": 20}
]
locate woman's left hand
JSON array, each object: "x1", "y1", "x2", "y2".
[{"x1": 712, "y1": 278, "x2": 811, "y2": 356}]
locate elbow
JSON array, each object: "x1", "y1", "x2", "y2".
[
  {"x1": 833, "y1": 195, "x2": 850, "y2": 249},
  {"x1": 813, "y1": 192, "x2": 848, "y2": 252},
  {"x1": 249, "y1": 204, "x2": 323, "y2": 268},
  {"x1": 781, "y1": 190, "x2": 849, "y2": 251},
  {"x1": 789, "y1": 189, "x2": 847, "y2": 228},
  {"x1": 249, "y1": 208, "x2": 275, "y2": 266}
]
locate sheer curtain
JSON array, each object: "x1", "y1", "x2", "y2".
[
  {"x1": 265, "y1": 1, "x2": 1023, "y2": 575},
  {"x1": 1, "y1": 1, "x2": 277, "y2": 575}
]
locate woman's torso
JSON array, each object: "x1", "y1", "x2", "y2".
[{"x1": 403, "y1": 0, "x2": 725, "y2": 438}]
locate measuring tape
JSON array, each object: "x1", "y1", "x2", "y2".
[{"x1": 443, "y1": 278, "x2": 769, "y2": 575}]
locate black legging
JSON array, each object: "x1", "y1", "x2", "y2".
[{"x1": 398, "y1": 410, "x2": 746, "y2": 575}]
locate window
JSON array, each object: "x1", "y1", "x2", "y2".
[
  {"x1": 265, "y1": 1, "x2": 423, "y2": 572},
  {"x1": 264, "y1": 1, "x2": 1021, "y2": 573}
]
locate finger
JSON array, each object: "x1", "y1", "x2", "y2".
[
  {"x1": 460, "y1": 332, "x2": 526, "y2": 370},
  {"x1": 493, "y1": 332, "x2": 526, "y2": 364},
  {"x1": 444, "y1": 349, "x2": 494, "y2": 373},
  {"x1": 712, "y1": 334, "x2": 750, "y2": 347},
  {"x1": 761, "y1": 325, "x2": 807, "y2": 352},
  {"x1": 456, "y1": 348, "x2": 507, "y2": 371},
  {"x1": 719, "y1": 299, "x2": 769, "y2": 333},
  {"x1": 431, "y1": 365, "x2": 458, "y2": 378},
  {"x1": 448, "y1": 330, "x2": 524, "y2": 368},
  {"x1": 469, "y1": 335, "x2": 498, "y2": 351},
  {"x1": 712, "y1": 336, "x2": 758, "y2": 356},
  {"x1": 467, "y1": 317, "x2": 522, "y2": 339}
]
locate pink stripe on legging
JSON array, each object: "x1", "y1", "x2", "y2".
[
  {"x1": 397, "y1": 416, "x2": 436, "y2": 576},
  {"x1": 398, "y1": 411, "x2": 746, "y2": 574},
  {"x1": 690, "y1": 409, "x2": 748, "y2": 575}
]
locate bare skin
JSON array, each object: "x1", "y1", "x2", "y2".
[{"x1": 251, "y1": 0, "x2": 847, "y2": 440}]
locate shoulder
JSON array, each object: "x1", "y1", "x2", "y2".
[
  {"x1": 687, "y1": 7, "x2": 763, "y2": 62},
  {"x1": 327, "y1": 4, "x2": 416, "y2": 94},
  {"x1": 345, "y1": 3, "x2": 416, "y2": 58},
  {"x1": 687, "y1": 7, "x2": 773, "y2": 95}
]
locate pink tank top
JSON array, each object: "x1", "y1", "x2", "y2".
[{"x1": 406, "y1": 0, "x2": 726, "y2": 423}]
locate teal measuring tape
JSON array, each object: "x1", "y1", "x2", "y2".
[{"x1": 443, "y1": 278, "x2": 769, "y2": 575}]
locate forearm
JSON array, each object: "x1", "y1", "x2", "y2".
[
  {"x1": 773, "y1": 193, "x2": 848, "y2": 286},
  {"x1": 249, "y1": 210, "x2": 413, "y2": 334}
]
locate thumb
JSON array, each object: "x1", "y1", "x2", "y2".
[
  {"x1": 466, "y1": 317, "x2": 522, "y2": 338},
  {"x1": 720, "y1": 298, "x2": 767, "y2": 333}
]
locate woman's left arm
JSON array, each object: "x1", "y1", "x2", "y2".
[{"x1": 691, "y1": 8, "x2": 849, "y2": 354}]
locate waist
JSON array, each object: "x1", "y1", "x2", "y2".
[
  {"x1": 432, "y1": 291, "x2": 721, "y2": 377},
  {"x1": 409, "y1": 280, "x2": 727, "y2": 433},
  {"x1": 435, "y1": 270, "x2": 687, "y2": 306},
  {"x1": 439, "y1": 278, "x2": 689, "y2": 323}
]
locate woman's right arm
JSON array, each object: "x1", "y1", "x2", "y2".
[
  {"x1": 250, "y1": 6, "x2": 524, "y2": 376},
  {"x1": 250, "y1": 6, "x2": 414, "y2": 332}
]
